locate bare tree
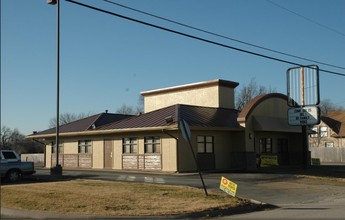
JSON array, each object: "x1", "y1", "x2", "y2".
[
  {"x1": 49, "y1": 112, "x2": 92, "y2": 128},
  {"x1": 235, "y1": 78, "x2": 276, "y2": 111},
  {"x1": 137, "y1": 95, "x2": 144, "y2": 114},
  {"x1": 0, "y1": 126, "x2": 42, "y2": 153},
  {"x1": 116, "y1": 95, "x2": 144, "y2": 115},
  {"x1": 319, "y1": 99, "x2": 345, "y2": 116},
  {"x1": 115, "y1": 104, "x2": 136, "y2": 115},
  {"x1": 1, "y1": 126, "x2": 13, "y2": 149}
]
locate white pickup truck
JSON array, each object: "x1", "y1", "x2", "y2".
[{"x1": 0, "y1": 150, "x2": 36, "y2": 182}]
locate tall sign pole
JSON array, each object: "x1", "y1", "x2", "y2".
[
  {"x1": 300, "y1": 67, "x2": 305, "y2": 106},
  {"x1": 300, "y1": 67, "x2": 309, "y2": 168}
]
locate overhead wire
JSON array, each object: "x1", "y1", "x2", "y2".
[
  {"x1": 64, "y1": 0, "x2": 345, "y2": 77},
  {"x1": 104, "y1": 0, "x2": 345, "y2": 71},
  {"x1": 266, "y1": 0, "x2": 345, "y2": 38}
]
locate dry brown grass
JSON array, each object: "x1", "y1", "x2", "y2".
[{"x1": 1, "y1": 179, "x2": 249, "y2": 217}]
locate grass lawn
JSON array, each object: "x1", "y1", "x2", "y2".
[{"x1": 1, "y1": 179, "x2": 253, "y2": 217}]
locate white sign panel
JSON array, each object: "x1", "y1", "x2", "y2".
[{"x1": 288, "y1": 106, "x2": 320, "y2": 126}]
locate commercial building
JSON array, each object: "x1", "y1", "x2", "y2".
[{"x1": 27, "y1": 79, "x2": 304, "y2": 172}]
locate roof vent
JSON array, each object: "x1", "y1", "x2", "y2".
[{"x1": 164, "y1": 116, "x2": 173, "y2": 124}]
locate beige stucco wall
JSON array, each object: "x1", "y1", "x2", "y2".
[
  {"x1": 63, "y1": 140, "x2": 78, "y2": 154},
  {"x1": 42, "y1": 133, "x2": 180, "y2": 171},
  {"x1": 45, "y1": 143, "x2": 52, "y2": 168},
  {"x1": 92, "y1": 139, "x2": 104, "y2": 169},
  {"x1": 161, "y1": 135, "x2": 178, "y2": 172},
  {"x1": 103, "y1": 133, "x2": 179, "y2": 172},
  {"x1": 176, "y1": 130, "x2": 245, "y2": 171},
  {"x1": 218, "y1": 86, "x2": 235, "y2": 109},
  {"x1": 243, "y1": 97, "x2": 290, "y2": 152},
  {"x1": 177, "y1": 138, "x2": 196, "y2": 172},
  {"x1": 251, "y1": 98, "x2": 288, "y2": 118},
  {"x1": 143, "y1": 85, "x2": 235, "y2": 113},
  {"x1": 144, "y1": 86, "x2": 219, "y2": 113},
  {"x1": 113, "y1": 138, "x2": 123, "y2": 170}
]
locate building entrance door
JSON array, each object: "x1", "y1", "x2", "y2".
[
  {"x1": 104, "y1": 140, "x2": 113, "y2": 169},
  {"x1": 278, "y1": 138, "x2": 289, "y2": 165}
]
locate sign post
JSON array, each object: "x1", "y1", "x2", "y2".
[
  {"x1": 287, "y1": 65, "x2": 320, "y2": 168},
  {"x1": 179, "y1": 119, "x2": 208, "y2": 196},
  {"x1": 219, "y1": 176, "x2": 237, "y2": 197}
]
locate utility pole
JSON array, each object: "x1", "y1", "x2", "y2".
[{"x1": 48, "y1": 0, "x2": 62, "y2": 176}]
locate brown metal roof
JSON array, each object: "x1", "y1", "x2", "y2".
[
  {"x1": 321, "y1": 111, "x2": 345, "y2": 137},
  {"x1": 28, "y1": 113, "x2": 133, "y2": 137},
  {"x1": 27, "y1": 105, "x2": 241, "y2": 138},
  {"x1": 178, "y1": 105, "x2": 240, "y2": 128},
  {"x1": 97, "y1": 104, "x2": 240, "y2": 130}
]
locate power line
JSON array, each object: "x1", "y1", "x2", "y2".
[
  {"x1": 64, "y1": 0, "x2": 345, "y2": 77},
  {"x1": 104, "y1": 0, "x2": 345, "y2": 71},
  {"x1": 266, "y1": 0, "x2": 345, "y2": 38}
]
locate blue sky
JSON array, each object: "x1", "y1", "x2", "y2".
[{"x1": 2, "y1": 0, "x2": 345, "y2": 135}]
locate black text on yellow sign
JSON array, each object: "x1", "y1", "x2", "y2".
[{"x1": 219, "y1": 176, "x2": 237, "y2": 197}]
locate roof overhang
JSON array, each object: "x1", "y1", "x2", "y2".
[{"x1": 26, "y1": 125, "x2": 179, "y2": 140}]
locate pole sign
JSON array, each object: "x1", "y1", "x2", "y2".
[
  {"x1": 286, "y1": 65, "x2": 320, "y2": 107},
  {"x1": 288, "y1": 106, "x2": 320, "y2": 126},
  {"x1": 286, "y1": 65, "x2": 320, "y2": 126}
]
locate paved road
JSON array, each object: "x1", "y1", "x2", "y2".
[{"x1": 2, "y1": 167, "x2": 345, "y2": 219}]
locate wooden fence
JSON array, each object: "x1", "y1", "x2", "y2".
[{"x1": 310, "y1": 147, "x2": 345, "y2": 163}]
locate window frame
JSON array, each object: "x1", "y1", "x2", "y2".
[
  {"x1": 122, "y1": 137, "x2": 138, "y2": 154},
  {"x1": 325, "y1": 142, "x2": 334, "y2": 148},
  {"x1": 78, "y1": 140, "x2": 92, "y2": 154},
  {"x1": 260, "y1": 138, "x2": 273, "y2": 153},
  {"x1": 144, "y1": 136, "x2": 161, "y2": 154},
  {"x1": 310, "y1": 127, "x2": 318, "y2": 138},
  {"x1": 197, "y1": 136, "x2": 214, "y2": 154},
  {"x1": 320, "y1": 126, "x2": 328, "y2": 137},
  {"x1": 52, "y1": 142, "x2": 63, "y2": 154}
]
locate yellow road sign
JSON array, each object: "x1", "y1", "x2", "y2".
[{"x1": 219, "y1": 176, "x2": 237, "y2": 197}]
